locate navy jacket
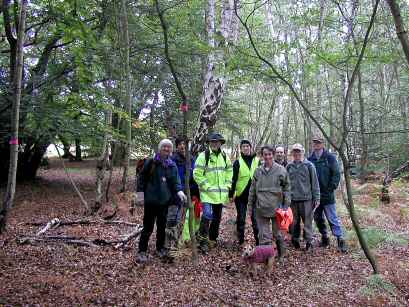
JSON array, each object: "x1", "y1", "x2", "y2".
[
  {"x1": 137, "y1": 157, "x2": 182, "y2": 206},
  {"x1": 308, "y1": 150, "x2": 340, "y2": 205},
  {"x1": 171, "y1": 152, "x2": 199, "y2": 197}
]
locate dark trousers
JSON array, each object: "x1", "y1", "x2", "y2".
[
  {"x1": 138, "y1": 204, "x2": 168, "y2": 252},
  {"x1": 200, "y1": 203, "x2": 223, "y2": 242},
  {"x1": 235, "y1": 197, "x2": 259, "y2": 244}
]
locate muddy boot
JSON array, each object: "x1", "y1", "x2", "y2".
[
  {"x1": 337, "y1": 237, "x2": 348, "y2": 253},
  {"x1": 320, "y1": 235, "x2": 330, "y2": 248},
  {"x1": 198, "y1": 218, "x2": 210, "y2": 255}
]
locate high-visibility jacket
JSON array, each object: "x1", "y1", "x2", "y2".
[
  {"x1": 193, "y1": 149, "x2": 233, "y2": 204},
  {"x1": 235, "y1": 156, "x2": 259, "y2": 197}
]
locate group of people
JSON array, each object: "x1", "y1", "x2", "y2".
[{"x1": 134, "y1": 132, "x2": 347, "y2": 264}]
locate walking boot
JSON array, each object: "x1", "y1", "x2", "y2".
[
  {"x1": 198, "y1": 218, "x2": 210, "y2": 255},
  {"x1": 320, "y1": 235, "x2": 330, "y2": 248},
  {"x1": 291, "y1": 239, "x2": 301, "y2": 249},
  {"x1": 305, "y1": 241, "x2": 313, "y2": 252},
  {"x1": 337, "y1": 237, "x2": 348, "y2": 253},
  {"x1": 276, "y1": 239, "x2": 286, "y2": 262},
  {"x1": 136, "y1": 251, "x2": 148, "y2": 263}
]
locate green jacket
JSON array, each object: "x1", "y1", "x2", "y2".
[
  {"x1": 248, "y1": 163, "x2": 291, "y2": 217},
  {"x1": 193, "y1": 148, "x2": 233, "y2": 204}
]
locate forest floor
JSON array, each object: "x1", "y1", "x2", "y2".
[{"x1": 0, "y1": 159, "x2": 409, "y2": 306}]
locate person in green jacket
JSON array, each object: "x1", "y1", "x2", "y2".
[
  {"x1": 193, "y1": 133, "x2": 233, "y2": 254},
  {"x1": 229, "y1": 139, "x2": 260, "y2": 246}
]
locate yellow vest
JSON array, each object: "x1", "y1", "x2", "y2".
[{"x1": 235, "y1": 156, "x2": 259, "y2": 197}]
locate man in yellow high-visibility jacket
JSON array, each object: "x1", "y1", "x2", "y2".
[
  {"x1": 193, "y1": 133, "x2": 233, "y2": 254},
  {"x1": 229, "y1": 139, "x2": 260, "y2": 246}
]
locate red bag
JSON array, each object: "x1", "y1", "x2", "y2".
[
  {"x1": 192, "y1": 196, "x2": 202, "y2": 219},
  {"x1": 275, "y1": 207, "x2": 293, "y2": 232}
]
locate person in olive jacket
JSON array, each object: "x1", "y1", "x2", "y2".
[
  {"x1": 308, "y1": 135, "x2": 347, "y2": 253},
  {"x1": 247, "y1": 145, "x2": 291, "y2": 260},
  {"x1": 135, "y1": 139, "x2": 186, "y2": 263}
]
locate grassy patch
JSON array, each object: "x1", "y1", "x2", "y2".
[
  {"x1": 347, "y1": 227, "x2": 409, "y2": 250},
  {"x1": 359, "y1": 274, "x2": 397, "y2": 298}
]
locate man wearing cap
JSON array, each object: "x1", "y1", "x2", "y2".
[
  {"x1": 308, "y1": 135, "x2": 347, "y2": 253},
  {"x1": 275, "y1": 146, "x2": 288, "y2": 167},
  {"x1": 286, "y1": 143, "x2": 320, "y2": 251},
  {"x1": 229, "y1": 139, "x2": 260, "y2": 246},
  {"x1": 193, "y1": 132, "x2": 233, "y2": 254},
  {"x1": 135, "y1": 139, "x2": 187, "y2": 263}
]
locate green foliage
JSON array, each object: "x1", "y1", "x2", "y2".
[{"x1": 359, "y1": 274, "x2": 397, "y2": 298}]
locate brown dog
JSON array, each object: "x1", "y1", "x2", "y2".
[{"x1": 242, "y1": 245, "x2": 276, "y2": 276}]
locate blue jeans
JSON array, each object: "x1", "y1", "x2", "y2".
[
  {"x1": 314, "y1": 203, "x2": 344, "y2": 238},
  {"x1": 200, "y1": 203, "x2": 223, "y2": 241}
]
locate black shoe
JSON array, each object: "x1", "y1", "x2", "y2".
[
  {"x1": 305, "y1": 241, "x2": 313, "y2": 251},
  {"x1": 320, "y1": 236, "x2": 330, "y2": 248},
  {"x1": 337, "y1": 238, "x2": 348, "y2": 253},
  {"x1": 291, "y1": 239, "x2": 301, "y2": 249}
]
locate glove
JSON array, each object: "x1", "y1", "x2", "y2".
[
  {"x1": 177, "y1": 191, "x2": 187, "y2": 203},
  {"x1": 135, "y1": 192, "x2": 144, "y2": 206}
]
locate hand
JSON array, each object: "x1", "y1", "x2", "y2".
[
  {"x1": 177, "y1": 191, "x2": 187, "y2": 203},
  {"x1": 313, "y1": 200, "x2": 320, "y2": 213},
  {"x1": 134, "y1": 192, "x2": 144, "y2": 206},
  {"x1": 281, "y1": 203, "x2": 289, "y2": 211}
]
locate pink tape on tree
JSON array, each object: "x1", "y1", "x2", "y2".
[
  {"x1": 9, "y1": 138, "x2": 19, "y2": 145},
  {"x1": 180, "y1": 103, "x2": 189, "y2": 112}
]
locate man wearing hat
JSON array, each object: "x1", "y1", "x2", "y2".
[
  {"x1": 286, "y1": 143, "x2": 320, "y2": 251},
  {"x1": 193, "y1": 132, "x2": 233, "y2": 254},
  {"x1": 229, "y1": 139, "x2": 260, "y2": 246},
  {"x1": 135, "y1": 139, "x2": 187, "y2": 263},
  {"x1": 308, "y1": 135, "x2": 347, "y2": 253}
]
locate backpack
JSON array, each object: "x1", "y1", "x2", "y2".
[{"x1": 203, "y1": 148, "x2": 227, "y2": 175}]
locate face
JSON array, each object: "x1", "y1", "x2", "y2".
[
  {"x1": 242, "y1": 245, "x2": 254, "y2": 258},
  {"x1": 241, "y1": 144, "x2": 251, "y2": 156},
  {"x1": 160, "y1": 144, "x2": 172, "y2": 157},
  {"x1": 275, "y1": 147, "x2": 285, "y2": 160},
  {"x1": 292, "y1": 149, "x2": 304, "y2": 161},
  {"x1": 312, "y1": 140, "x2": 324, "y2": 151},
  {"x1": 177, "y1": 141, "x2": 186, "y2": 154},
  {"x1": 262, "y1": 148, "x2": 274, "y2": 165},
  {"x1": 209, "y1": 140, "x2": 222, "y2": 151}
]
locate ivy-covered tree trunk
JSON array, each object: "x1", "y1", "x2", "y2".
[
  {"x1": 0, "y1": 0, "x2": 27, "y2": 233},
  {"x1": 191, "y1": 0, "x2": 225, "y2": 154}
]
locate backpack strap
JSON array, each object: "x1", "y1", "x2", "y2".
[{"x1": 203, "y1": 149, "x2": 228, "y2": 175}]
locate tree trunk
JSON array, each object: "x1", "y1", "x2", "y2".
[
  {"x1": 0, "y1": 0, "x2": 27, "y2": 233},
  {"x1": 357, "y1": 69, "x2": 368, "y2": 183},
  {"x1": 95, "y1": 110, "x2": 112, "y2": 211},
  {"x1": 74, "y1": 138, "x2": 82, "y2": 161},
  {"x1": 386, "y1": 0, "x2": 409, "y2": 66},
  {"x1": 340, "y1": 153, "x2": 378, "y2": 274},
  {"x1": 120, "y1": 0, "x2": 132, "y2": 193},
  {"x1": 191, "y1": 0, "x2": 225, "y2": 154}
]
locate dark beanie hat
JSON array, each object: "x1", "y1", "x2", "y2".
[{"x1": 240, "y1": 139, "x2": 252, "y2": 147}]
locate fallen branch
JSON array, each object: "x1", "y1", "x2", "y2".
[
  {"x1": 36, "y1": 218, "x2": 60, "y2": 236},
  {"x1": 26, "y1": 219, "x2": 139, "y2": 228},
  {"x1": 18, "y1": 226, "x2": 142, "y2": 248}
]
